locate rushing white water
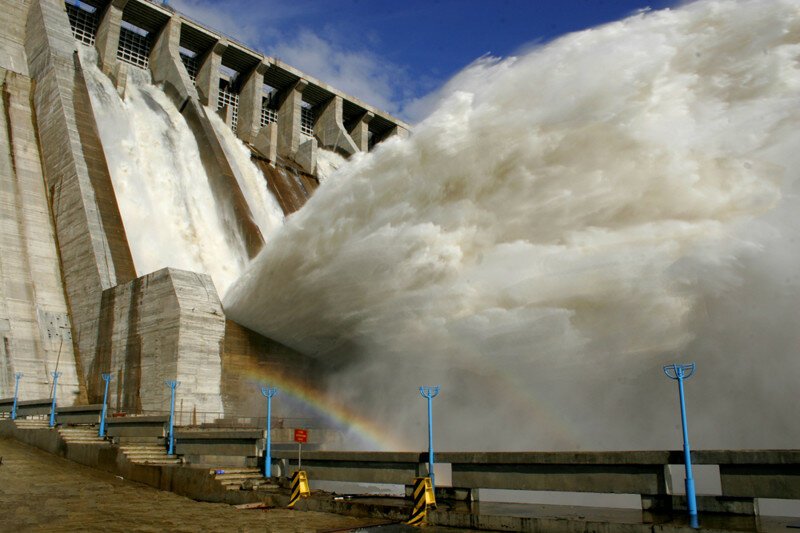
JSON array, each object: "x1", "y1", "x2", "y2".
[
  {"x1": 206, "y1": 111, "x2": 285, "y2": 238},
  {"x1": 80, "y1": 47, "x2": 251, "y2": 296},
  {"x1": 226, "y1": 0, "x2": 800, "y2": 451},
  {"x1": 316, "y1": 149, "x2": 348, "y2": 182}
]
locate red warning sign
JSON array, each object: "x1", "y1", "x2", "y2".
[{"x1": 294, "y1": 428, "x2": 308, "y2": 443}]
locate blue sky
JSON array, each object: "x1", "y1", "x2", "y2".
[{"x1": 170, "y1": 0, "x2": 678, "y2": 122}]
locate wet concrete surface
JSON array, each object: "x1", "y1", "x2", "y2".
[
  {"x1": 0, "y1": 437, "x2": 473, "y2": 533},
  {"x1": 0, "y1": 437, "x2": 384, "y2": 532},
  {"x1": 2, "y1": 435, "x2": 796, "y2": 532}
]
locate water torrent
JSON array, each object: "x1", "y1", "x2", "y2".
[
  {"x1": 206, "y1": 111, "x2": 285, "y2": 238},
  {"x1": 225, "y1": 0, "x2": 800, "y2": 451},
  {"x1": 80, "y1": 46, "x2": 255, "y2": 296}
]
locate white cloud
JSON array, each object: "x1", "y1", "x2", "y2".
[
  {"x1": 168, "y1": 0, "x2": 418, "y2": 120},
  {"x1": 270, "y1": 30, "x2": 406, "y2": 116}
]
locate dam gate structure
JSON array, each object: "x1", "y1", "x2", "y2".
[{"x1": 0, "y1": 0, "x2": 410, "y2": 423}]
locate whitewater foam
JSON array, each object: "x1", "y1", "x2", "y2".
[
  {"x1": 226, "y1": 0, "x2": 800, "y2": 450},
  {"x1": 80, "y1": 46, "x2": 260, "y2": 296}
]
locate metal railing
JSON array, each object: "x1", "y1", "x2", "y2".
[
  {"x1": 217, "y1": 83, "x2": 239, "y2": 132},
  {"x1": 123, "y1": 409, "x2": 332, "y2": 430},
  {"x1": 117, "y1": 25, "x2": 151, "y2": 70},
  {"x1": 179, "y1": 52, "x2": 199, "y2": 82},
  {"x1": 300, "y1": 104, "x2": 314, "y2": 137},
  {"x1": 65, "y1": 1, "x2": 97, "y2": 46},
  {"x1": 260, "y1": 101, "x2": 278, "y2": 127}
]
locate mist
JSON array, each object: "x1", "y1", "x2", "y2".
[{"x1": 224, "y1": 0, "x2": 800, "y2": 451}]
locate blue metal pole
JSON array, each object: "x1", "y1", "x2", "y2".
[
  {"x1": 419, "y1": 386, "x2": 440, "y2": 489},
  {"x1": 663, "y1": 363, "x2": 698, "y2": 529},
  {"x1": 49, "y1": 371, "x2": 62, "y2": 428},
  {"x1": 11, "y1": 372, "x2": 22, "y2": 420},
  {"x1": 99, "y1": 373, "x2": 112, "y2": 437},
  {"x1": 261, "y1": 386, "x2": 277, "y2": 478},
  {"x1": 165, "y1": 380, "x2": 179, "y2": 455}
]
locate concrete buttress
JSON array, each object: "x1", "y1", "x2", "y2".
[
  {"x1": 315, "y1": 95, "x2": 359, "y2": 156},
  {"x1": 25, "y1": 0, "x2": 136, "y2": 401}
]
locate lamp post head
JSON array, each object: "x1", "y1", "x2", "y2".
[
  {"x1": 14, "y1": 372, "x2": 22, "y2": 380},
  {"x1": 165, "y1": 380, "x2": 180, "y2": 389},
  {"x1": 663, "y1": 363, "x2": 696, "y2": 380},
  {"x1": 51, "y1": 371, "x2": 62, "y2": 379},
  {"x1": 101, "y1": 373, "x2": 112, "y2": 382},
  {"x1": 419, "y1": 385, "x2": 440, "y2": 399},
  {"x1": 261, "y1": 386, "x2": 278, "y2": 398}
]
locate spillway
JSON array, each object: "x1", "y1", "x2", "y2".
[{"x1": 225, "y1": 0, "x2": 800, "y2": 451}]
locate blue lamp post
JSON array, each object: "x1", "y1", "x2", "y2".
[
  {"x1": 99, "y1": 373, "x2": 112, "y2": 437},
  {"x1": 419, "y1": 385, "x2": 440, "y2": 489},
  {"x1": 261, "y1": 386, "x2": 278, "y2": 478},
  {"x1": 663, "y1": 362, "x2": 698, "y2": 529},
  {"x1": 165, "y1": 380, "x2": 180, "y2": 455},
  {"x1": 49, "y1": 372, "x2": 62, "y2": 428},
  {"x1": 11, "y1": 372, "x2": 22, "y2": 420}
]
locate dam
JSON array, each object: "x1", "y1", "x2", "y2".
[
  {"x1": 2, "y1": 0, "x2": 800, "y2": 529},
  {"x1": 0, "y1": 0, "x2": 408, "y2": 428}
]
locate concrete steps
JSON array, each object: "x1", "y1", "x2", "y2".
[
  {"x1": 210, "y1": 467, "x2": 278, "y2": 491},
  {"x1": 119, "y1": 444, "x2": 181, "y2": 465},
  {"x1": 13, "y1": 418, "x2": 50, "y2": 430},
  {"x1": 57, "y1": 426, "x2": 109, "y2": 445}
]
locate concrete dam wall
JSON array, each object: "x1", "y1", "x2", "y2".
[{"x1": 0, "y1": 0, "x2": 408, "y2": 421}]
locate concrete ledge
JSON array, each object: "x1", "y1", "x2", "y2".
[
  {"x1": 642, "y1": 494, "x2": 758, "y2": 516},
  {"x1": 0, "y1": 398, "x2": 14, "y2": 412},
  {"x1": 15, "y1": 399, "x2": 53, "y2": 416},
  {"x1": 273, "y1": 451, "x2": 422, "y2": 485},
  {"x1": 56, "y1": 404, "x2": 103, "y2": 424},
  {"x1": 174, "y1": 428, "x2": 264, "y2": 463},
  {"x1": 105, "y1": 416, "x2": 168, "y2": 438}
]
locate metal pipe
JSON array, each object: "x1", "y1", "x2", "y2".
[
  {"x1": 663, "y1": 362, "x2": 698, "y2": 529},
  {"x1": 99, "y1": 373, "x2": 112, "y2": 437},
  {"x1": 261, "y1": 386, "x2": 277, "y2": 478},
  {"x1": 49, "y1": 372, "x2": 62, "y2": 428},
  {"x1": 165, "y1": 380, "x2": 180, "y2": 455},
  {"x1": 419, "y1": 385, "x2": 440, "y2": 489},
  {"x1": 11, "y1": 372, "x2": 22, "y2": 420}
]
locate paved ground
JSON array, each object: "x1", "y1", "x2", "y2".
[{"x1": 0, "y1": 437, "x2": 387, "y2": 532}]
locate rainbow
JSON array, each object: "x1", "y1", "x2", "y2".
[
  {"x1": 236, "y1": 362, "x2": 409, "y2": 451},
  {"x1": 236, "y1": 359, "x2": 579, "y2": 452}
]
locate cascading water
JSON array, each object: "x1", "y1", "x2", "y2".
[
  {"x1": 206, "y1": 111, "x2": 285, "y2": 236},
  {"x1": 79, "y1": 46, "x2": 255, "y2": 296},
  {"x1": 226, "y1": 0, "x2": 800, "y2": 451}
]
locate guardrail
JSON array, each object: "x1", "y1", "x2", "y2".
[
  {"x1": 270, "y1": 449, "x2": 800, "y2": 515},
  {"x1": 56, "y1": 404, "x2": 103, "y2": 425},
  {"x1": 131, "y1": 409, "x2": 333, "y2": 430},
  {"x1": 12, "y1": 399, "x2": 53, "y2": 417}
]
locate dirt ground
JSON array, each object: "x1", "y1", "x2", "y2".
[{"x1": 0, "y1": 437, "x2": 383, "y2": 532}]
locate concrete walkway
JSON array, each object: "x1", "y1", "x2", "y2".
[{"x1": 0, "y1": 437, "x2": 381, "y2": 532}]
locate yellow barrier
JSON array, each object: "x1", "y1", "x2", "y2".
[
  {"x1": 288, "y1": 470, "x2": 310, "y2": 508},
  {"x1": 406, "y1": 477, "x2": 436, "y2": 526}
]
